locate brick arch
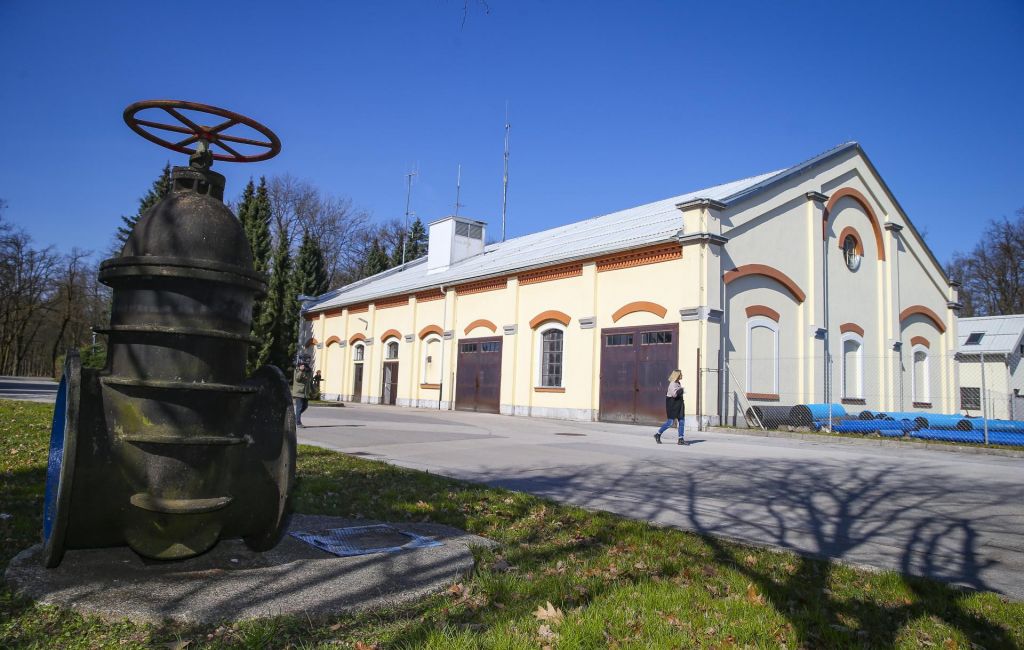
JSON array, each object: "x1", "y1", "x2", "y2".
[
  {"x1": 348, "y1": 333, "x2": 366, "y2": 345},
  {"x1": 837, "y1": 226, "x2": 864, "y2": 256},
  {"x1": 418, "y1": 324, "x2": 443, "y2": 339},
  {"x1": 380, "y1": 329, "x2": 402, "y2": 342},
  {"x1": 611, "y1": 301, "x2": 668, "y2": 323},
  {"x1": 824, "y1": 187, "x2": 886, "y2": 261},
  {"x1": 899, "y1": 305, "x2": 946, "y2": 333},
  {"x1": 723, "y1": 264, "x2": 806, "y2": 303},
  {"x1": 304, "y1": 337, "x2": 318, "y2": 348},
  {"x1": 529, "y1": 310, "x2": 571, "y2": 329},
  {"x1": 910, "y1": 336, "x2": 930, "y2": 349},
  {"x1": 840, "y1": 322, "x2": 865, "y2": 337},
  {"x1": 325, "y1": 335, "x2": 341, "y2": 346},
  {"x1": 745, "y1": 305, "x2": 780, "y2": 322},
  {"x1": 464, "y1": 319, "x2": 498, "y2": 335}
]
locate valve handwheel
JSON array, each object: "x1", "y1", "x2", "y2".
[{"x1": 123, "y1": 100, "x2": 281, "y2": 163}]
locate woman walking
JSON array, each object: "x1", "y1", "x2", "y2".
[{"x1": 654, "y1": 369, "x2": 686, "y2": 445}]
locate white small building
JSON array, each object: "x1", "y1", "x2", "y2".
[{"x1": 956, "y1": 315, "x2": 1024, "y2": 420}]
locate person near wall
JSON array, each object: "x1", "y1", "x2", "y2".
[
  {"x1": 291, "y1": 360, "x2": 313, "y2": 428},
  {"x1": 654, "y1": 369, "x2": 686, "y2": 445}
]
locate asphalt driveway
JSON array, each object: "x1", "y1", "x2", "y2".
[{"x1": 298, "y1": 403, "x2": 1024, "y2": 601}]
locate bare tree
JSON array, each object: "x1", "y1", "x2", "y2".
[
  {"x1": 265, "y1": 174, "x2": 371, "y2": 289},
  {"x1": 948, "y1": 208, "x2": 1024, "y2": 317}
]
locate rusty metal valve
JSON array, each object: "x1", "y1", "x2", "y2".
[{"x1": 42, "y1": 101, "x2": 294, "y2": 566}]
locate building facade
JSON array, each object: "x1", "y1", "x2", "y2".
[
  {"x1": 956, "y1": 315, "x2": 1024, "y2": 420},
  {"x1": 300, "y1": 143, "x2": 959, "y2": 427}
]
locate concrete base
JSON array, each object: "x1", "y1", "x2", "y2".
[{"x1": 5, "y1": 514, "x2": 496, "y2": 625}]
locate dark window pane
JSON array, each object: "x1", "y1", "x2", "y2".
[
  {"x1": 960, "y1": 387, "x2": 981, "y2": 410},
  {"x1": 606, "y1": 333, "x2": 633, "y2": 346},
  {"x1": 460, "y1": 343, "x2": 477, "y2": 353},
  {"x1": 482, "y1": 341, "x2": 501, "y2": 352},
  {"x1": 641, "y1": 331, "x2": 672, "y2": 345}
]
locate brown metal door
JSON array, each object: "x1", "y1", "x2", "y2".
[
  {"x1": 598, "y1": 329, "x2": 637, "y2": 423},
  {"x1": 455, "y1": 336, "x2": 502, "y2": 413},
  {"x1": 352, "y1": 363, "x2": 363, "y2": 402},
  {"x1": 599, "y1": 324, "x2": 678, "y2": 424},
  {"x1": 381, "y1": 361, "x2": 399, "y2": 405}
]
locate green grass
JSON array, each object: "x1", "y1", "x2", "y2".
[{"x1": 2, "y1": 399, "x2": 1022, "y2": 649}]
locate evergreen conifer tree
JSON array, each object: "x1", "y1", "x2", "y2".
[
  {"x1": 115, "y1": 163, "x2": 172, "y2": 247},
  {"x1": 257, "y1": 233, "x2": 293, "y2": 371},
  {"x1": 238, "y1": 177, "x2": 274, "y2": 373},
  {"x1": 294, "y1": 233, "x2": 329, "y2": 297},
  {"x1": 364, "y1": 238, "x2": 391, "y2": 277},
  {"x1": 406, "y1": 217, "x2": 428, "y2": 260}
]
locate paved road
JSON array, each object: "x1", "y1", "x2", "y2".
[
  {"x1": 0, "y1": 376, "x2": 58, "y2": 402},
  {"x1": 299, "y1": 403, "x2": 1024, "y2": 601}
]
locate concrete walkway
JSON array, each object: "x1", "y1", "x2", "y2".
[{"x1": 299, "y1": 403, "x2": 1024, "y2": 601}]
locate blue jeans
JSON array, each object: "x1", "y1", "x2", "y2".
[
  {"x1": 293, "y1": 397, "x2": 308, "y2": 425},
  {"x1": 658, "y1": 418, "x2": 684, "y2": 438}
]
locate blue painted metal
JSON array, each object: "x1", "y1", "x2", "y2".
[
  {"x1": 911, "y1": 429, "x2": 1024, "y2": 446},
  {"x1": 42, "y1": 375, "x2": 68, "y2": 542}
]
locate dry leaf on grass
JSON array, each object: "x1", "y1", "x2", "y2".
[
  {"x1": 537, "y1": 624, "x2": 557, "y2": 641},
  {"x1": 354, "y1": 642, "x2": 378, "y2": 650},
  {"x1": 447, "y1": 582, "x2": 466, "y2": 597},
  {"x1": 534, "y1": 601, "x2": 565, "y2": 624},
  {"x1": 746, "y1": 583, "x2": 766, "y2": 605},
  {"x1": 743, "y1": 554, "x2": 757, "y2": 567}
]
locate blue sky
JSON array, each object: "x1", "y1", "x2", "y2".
[{"x1": 1, "y1": 1, "x2": 1021, "y2": 265}]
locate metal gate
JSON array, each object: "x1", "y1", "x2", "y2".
[
  {"x1": 599, "y1": 323, "x2": 679, "y2": 424},
  {"x1": 455, "y1": 336, "x2": 502, "y2": 413},
  {"x1": 381, "y1": 361, "x2": 398, "y2": 405}
]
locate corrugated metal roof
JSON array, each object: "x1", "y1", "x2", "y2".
[
  {"x1": 307, "y1": 143, "x2": 860, "y2": 313},
  {"x1": 957, "y1": 315, "x2": 1024, "y2": 355}
]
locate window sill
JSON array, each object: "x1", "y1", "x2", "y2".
[
  {"x1": 419, "y1": 383, "x2": 440, "y2": 390},
  {"x1": 746, "y1": 392, "x2": 779, "y2": 401},
  {"x1": 841, "y1": 398, "x2": 867, "y2": 405},
  {"x1": 534, "y1": 386, "x2": 565, "y2": 393},
  {"x1": 912, "y1": 402, "x2": 932, "y2": 408}
]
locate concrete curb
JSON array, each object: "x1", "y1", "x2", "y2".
[{"x1": 708, "y1": 426, "x2": 1024, "y2": 458}]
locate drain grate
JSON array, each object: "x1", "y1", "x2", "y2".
[
  {"x1": 290, "y1": 524, "x2": 442, "y2": 557},
  {"x1": 553, "y1": 432, "x2": 587, "y2": 436}
]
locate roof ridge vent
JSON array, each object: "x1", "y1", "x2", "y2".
[{"x1": 427, "y1": 216, "x2": 487, "y2": 273}]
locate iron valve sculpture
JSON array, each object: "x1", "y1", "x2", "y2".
[{"x1": 42, "y1": 101, "x2": 294, "y2": 567}]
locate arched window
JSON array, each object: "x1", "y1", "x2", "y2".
[
  {"x1": 537, "y1": 325, "x2": 565, "y2": 388},
  {"x1": 385, "y1": 340, "x2": 399, "y2": 360},
  {"x1": 841, "y1": 332, "x2": 863, "y2": 400},
  {"x1": 353, "y1": 343, "x2": 365, "y2": 362},
  {"x1": 746, "y1": 316, "x2": 779, "y2": 395},
  {"x1": 912, "y1": 345, "x2": 930, "y2": 405},
  {"x1": 422, "y1": 336, "x2": 442, "y2": 384}
]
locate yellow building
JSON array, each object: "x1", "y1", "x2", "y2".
[{"x1": 300, "y1": 143, "x2": 959, "y2": 427}]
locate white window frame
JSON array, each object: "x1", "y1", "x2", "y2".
[
  {"x1": 911, "y1": 344, "x2": 930, "y2": 404},
  {"x1": 535, "y1": 323, "x2": 567, "y2": 388},
  {"x1": 421, "y1": 335, "x2": 442, "y2": 384},
  {"x1": 352, "y1": 343, "x2": 365, "y2": 362},
  {"x1": 840, "y1": 332, "x2": 864, "y2": 400},
  {"x1": 745, "y1": 316, "x2": 779, "y2": 394},
  {"x1": 384, "y1": 338, "x2": 400, "y2": 361}
]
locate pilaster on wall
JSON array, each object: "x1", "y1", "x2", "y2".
[{"x1": 805, "y1": 192, "x2": 828, "y2": 404}]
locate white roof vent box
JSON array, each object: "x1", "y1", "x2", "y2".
[{"x1": 427, "y1": 216, "x2": 487, "y2": 273}]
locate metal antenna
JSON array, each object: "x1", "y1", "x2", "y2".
[
  {"x1": 454, "y1": 164, "x2": 464, "y2": 216},
  {"x1": 501, "y1": 102, "x2": 510, "y2": 242},
  {"x1": 402, "y1": 166, "x2": 417, "y2": 265}
]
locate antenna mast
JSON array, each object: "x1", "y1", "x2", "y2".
[
  {"x1": 402, "y1": 167, "x2": 417, "y2": 265},
  {"x1": 501, "y1": 103, "x2": 510, "y2": 242},
  {"x1": 454, "y1": 164, "x2": 464, "y2": 216}
]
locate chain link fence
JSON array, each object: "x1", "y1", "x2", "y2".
[{"x1": 718, "y1": 351, "x2": 1024, "y2": 448}]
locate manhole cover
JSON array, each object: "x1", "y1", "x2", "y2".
[
  {"x1": 554, "y1": 432, "x2": 587, "y2": 436},
  {"x1": 290, "y1": 524, "x2": 442, "y2": 557}
]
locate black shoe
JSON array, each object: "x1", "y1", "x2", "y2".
[
  {"x1": 654, "y1": 433, "x2": 662, "y2": 444},
  {"x1": 677, "y1": 438, "x2": 686, "y2": 445}
]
